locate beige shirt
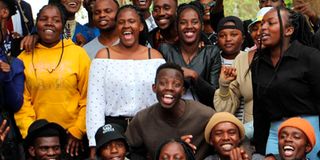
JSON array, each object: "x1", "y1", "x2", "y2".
[{"x1": 214, "y1": 51, "x2": 253, "y2": 123}]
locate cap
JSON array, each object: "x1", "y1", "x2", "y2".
[
  {"x1": 278, "y1": 117, "x2": 316, "y2": 150},
  {"x1": 248, "y1": 7, "x2": 273, "y2": 32},
  {"x1": 95, "y1": 123, "x2": 128, "y2": 151},
  {"x1": 217, "y1": 16, "x2": 244, "y2": 34},
  {"x1": 204, "y1": 112, "x2": 245, "y2": 144}
]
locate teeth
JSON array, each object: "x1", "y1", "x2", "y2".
[
  {"x1": 68, "y1": 2, "x2": 76, "y2": 6},
  {"x1": 99, "y1": 20, "x2": 107, "y2": 25},
  {"x1": 284, "y1": 145, "x2": 294, "y2": 151},
  {"x1": 44, "y1": 29, "x2": 54, "y2": 33},
  {"x1": 221, "y1": 144, "x2": 233, "y2": 151},
  {"x1": 185, "y1": 32, "x2": 194, "y2": 37},
  {"x1": 164, "y1": 95, "x2": 173, "y2": 98},
  {"x1": 123, "y1": 31, "x2": 132, "y2": 35},
  {"x1": 139, "y1": 0, "x2": 146, "y2": 4}
]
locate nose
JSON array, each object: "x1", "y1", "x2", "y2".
[
  {"x1": 225, "y1": 34, "x2": 232, "y2": 42},
  {"x1": 46, "y1": 148, "x2": 56, "y2": 156},
  {"x1": 222, "y1": 133, "x2": 230, "y2": 140},
  {"x1": 159, "y1": 8, "x2": 165, "y2": 16},
  {"x1": 110, "y1": 144, "x2": 119, "y2": 153}
]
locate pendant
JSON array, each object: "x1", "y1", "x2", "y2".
[{"x1": 47, "y1": 68, "x2": 55, "y2": 73}]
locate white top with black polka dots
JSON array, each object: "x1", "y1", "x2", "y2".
[{"x1": 86, "y1": 58, "x2": 165, "y2": 146}]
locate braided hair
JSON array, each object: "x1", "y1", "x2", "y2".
[{"x1": 154, "y1": 138, "x2": 196, "y2": 160}]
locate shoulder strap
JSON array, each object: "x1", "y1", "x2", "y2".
[
  {"x1": 106, "y1": 47, "x2": 110, "y2": 59},
  {"x1": 148, "y1": 48, "x2": 151, "y2": 59}
]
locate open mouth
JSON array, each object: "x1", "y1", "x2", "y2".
[
  {"x1": 44, "y1": 29, "x2": 55, "y2": 34},
  {"x1": 162, "y1": 94, "x2": 174, "y2": 105},
  {"x1": 283, "y1": 145, "x2": 295, "y2": 157},
  {"x1": 220, "y1": 143, "x2": 233, "y2": 151},
  {"x1": 68, "y1": 2, "x2": 77, "y2": 7},
  {"x1": 99, "y1": 20, "x2": 108, "y2": 25},
  {"x1": 184, "y1": 31, "x2": 195, "y2": 38},
  {"x1": 139, "y1": 0, "x2": 146, "y2": 5},
  {"x1": 123, "y1": 31, "x2": 133, "y2": 40},
  {"x1": 109, "y1": 156, "x2": 122, "y2": 160}
]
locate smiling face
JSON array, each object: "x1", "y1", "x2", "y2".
[
  {"x1": 132, "y1": 0, "x2": 152, "y2": 11},
  {"x1": 37, "y1": 5, "x2": 63, "y2": 48},
  {"x1": 152, "y1": 0, "x2": 177, "y2": 30},
  {"x1": 159, "y1": 141, "x2": 187, "y2": 160},
  {"x1": 60, "y1": 0, "x2": 81, "y2": 14},
  {"x1": 217, "y1": 22, "x2": 243, "y2": 57},
  {"x1": 93, "y1": 0, "x2": 118, "y2": 31},
  {"x1": 178, "y1": 8, "x2": 202, "y2": 45},
  {"x1": 116, "y1": 7, "x2": 143, "y2": 48},
  {"x1": 29, "y1": 136, "x2": 62, "y2": 160},
  {"x1": 210, "y1": 122, "x2": 241, "y2": 158},
  {"x1": 261, "y1": 9, "x2": 293, "y2": 49},
  {"x1": 100, "y1": 140, "x2": 127, "y2": 160},
  {"x1": 250, "y1": 22, "x2": 263, "y2": 48},
  {"x1": 278, "y1": 127, "x2": 311, "y2": 160},
  {"x1": 199, "y1": 0, "x2": 215, "y2": 22},
  {"x1": 153, "y1": 68, "x2": 185, "y2": 109}
]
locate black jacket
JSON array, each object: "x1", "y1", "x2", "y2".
[{"x1": 159, "y1": 43, "x2": 221, "y2": 107}]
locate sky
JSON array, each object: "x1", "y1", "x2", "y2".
[{"x1": 24, "y1": 0, "x2": 88, "y2": 24}]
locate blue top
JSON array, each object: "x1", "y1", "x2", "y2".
[
  {"x1": 73, "y1": 22, "x2": 96, "y2": 44},
  {"x1": 0, "y1": 54, "x2": 24, "y2": 113}
]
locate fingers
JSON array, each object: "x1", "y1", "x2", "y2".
[
  {"x1": 0, "y1": 120, "x2": 7, "y2": 132},
  {"x1": 0, "y1": 62, "x2": 11, "y2": 72},
  {"x1": 180, "y1": 135, "x2": 197, "y2": 153},
  {"x1": 229, "y1": 147, "x2": 242, "y2": 160},
  {"x1": 20, "y1": 35, "x2": 37, "y2": 52}
]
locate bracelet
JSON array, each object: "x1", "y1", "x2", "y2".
[{"x1": 219, "y1": 90, "x2": 230, "y2": 98}]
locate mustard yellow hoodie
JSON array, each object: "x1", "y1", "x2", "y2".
[{"x1": 15, "y1": 39, "x2": 90, "y2": 139}]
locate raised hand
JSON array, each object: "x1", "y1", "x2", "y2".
[{"x1": 219, "y1": 65, "x2": 237, "y2": 85}]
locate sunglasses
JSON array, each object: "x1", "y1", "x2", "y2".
[{"x1": 201, "y1": 1, "x2": 216, "y2": 8}]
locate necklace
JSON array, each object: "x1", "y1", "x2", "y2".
[{"x1": 31, "y1": 40, "x2": 64, "y2": 77}]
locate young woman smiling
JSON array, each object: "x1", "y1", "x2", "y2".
[
  {"x1": 15, "y1": 3, "x2": 90, "y2": 158},
  {"x1": 86, "y1": 5, "x2": 165, "y2": 158},
  {"x1": 251, "y1": 7, "x2": 320, "y2": 159},
  {"x1": 159, "y1": 3, "x2": 221, "y2": 107}
]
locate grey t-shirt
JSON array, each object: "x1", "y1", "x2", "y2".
[{"x1": 83, "y1": 37, "x2": 119, "y2": 60}]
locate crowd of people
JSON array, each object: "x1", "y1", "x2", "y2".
[{"x1": 0, "y1": 0, "x2": 319, "y2": 159}]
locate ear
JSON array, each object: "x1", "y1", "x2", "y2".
[
  {"x1": 152, "y1": 84, "x2": 156, "y2": 93},
  {"x1": 284, "y1": 26, "x2": 294, "y2": 37},
  {"x1": 28, "y1": 146, "x2": 36, "y2": 157},
  {"x1": 139, "y1": 23, "x2": 144, "y2": 32},
  {"x1": 305, "y1": 143, "x2": 312, "y2": 153}
]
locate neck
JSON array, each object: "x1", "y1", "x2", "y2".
[
  {"x1": 180, "y1": 41, "x2": 199, "y2": 56},
  {"x1": 221, "y1": 51, "x2": 240, "y2": 60},
  {"x1": 67, "y1": 13, "x2": 76, "y2": 20},
  {"x1": 143, "y1": 10, "x2": 151, "y2": 20},
  {"x1": 160, "y1": 23, "x2": 178, "y2": 43},
  {"x1": 269, "y1": 40, "x2": 290, "y2": 66},
  {"x1": 0, "y1": 19, "x2": 7, "y2": 41},
  {"x1": 99, "y1": 28, "x2": 118, "y2": 46},
  {"x1": 159, "y1": 100, "x2": 186, "y2": 120},
  {"x1": 118, "y1": 42, "x2": 141, "y2": 53},
  {"x1": 203, "y1": 21, "x2": 214, "y2": 34}
]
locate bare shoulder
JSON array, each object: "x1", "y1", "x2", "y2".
[
  {"x1": 150, "y1": 48, "x2": 163, "y2": 59},
  {"x1": 95, "y1": 48, "x2": 109, "y2": 58}
]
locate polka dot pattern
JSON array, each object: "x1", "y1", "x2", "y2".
[{"x1": 86, "y1": 58, "x2": 165, "y2": 146}]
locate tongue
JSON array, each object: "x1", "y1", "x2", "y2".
[
  {"x1": 124, "y1": 34, "x2": 133, "y2": 40},
  {"x1": 163, "y1": 97, "x2": 174, "y2": 105},
  {"x1": 284, "y1": 150, "x2": 294, "y2": 157}
]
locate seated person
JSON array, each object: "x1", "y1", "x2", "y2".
[
  {"x1": 95, "y1": 123, "x2": 129, "y2": 160},
  {"x1": 266, "y1": 117, "x2": 317, "y2": 160},
  {"x1": 125, "y1": 63, "x2": 215, "y2": 160},
  {"x1": 25, "y1": 119, "x2": 67, "y2": 160},
  {"x1": 204, "y1": 112, "x2": 250, "y2": 160},
  {"x1": 155, "y1": 138, "x2": 195, "y2": 160}
]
